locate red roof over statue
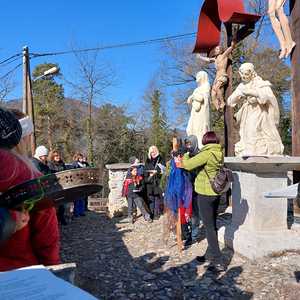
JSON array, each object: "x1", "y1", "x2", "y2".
[{"x1": 193, "y1": 0, "x2": 261, "y2": 53}]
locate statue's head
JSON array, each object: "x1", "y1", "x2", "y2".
[
  {"x1": 196, "y1": 71, "x2": 209, "y2": 85},
  {"x1": 239, "y1": 63, "x2": 256, "y2": 83},
  {"x1": 209, "y1": 45, "x2": 224, "y2": 58}
]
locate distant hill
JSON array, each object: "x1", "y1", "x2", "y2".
[{"x1": 1, "y1": 98, "x2": 99, "y2": 116}]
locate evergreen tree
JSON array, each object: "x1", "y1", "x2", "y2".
[
  {"x1": 32, "y1": 63, "x2": 64, "y2": 150},
  {"x1": 149, "y1": 89, "x2": 171, "y2": 158}
]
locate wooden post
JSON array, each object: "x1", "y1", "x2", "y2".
[
  {"x1": 22, "y1": 47, "x2": 28, "y2": 114},
  {"x1": 172, "y1": 136, "x2": 183, "y2": 254},
  {"x1": 224, "y1": 24, "x2": 235, "y2": 157},
  {"x1": 22, "y1": 46, "x2": 36, "y2": 154},
  {"x1": 290, "y1": 0, "x2": 300, "y2": 216},
  {"x1": 176, "y1": 212, "x2": 183, "y2": 254}
]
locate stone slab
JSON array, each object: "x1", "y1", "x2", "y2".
[
  {"x1": 225, "y1": 156, "x2": 300, "y2": 173},
  {"x1": 219, "y1": 226, "x2": 300, "y2": 259},
  {"x1": 106, "y1": 163, "x2": 131, "y2": 170}
]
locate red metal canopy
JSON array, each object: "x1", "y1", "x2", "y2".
[{"x1": 193, "y1": 0, "x2": 261, "y2": 53}]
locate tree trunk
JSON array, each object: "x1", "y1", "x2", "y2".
[{"x1": 87, "y1": 95, "x2": 93, "y2": 164}]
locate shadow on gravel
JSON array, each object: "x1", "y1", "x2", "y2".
[{"x1": 60, "y1": 211, "x2": 252, "y2": 300}]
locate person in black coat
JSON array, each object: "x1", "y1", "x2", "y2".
[
  {"x1": 144, "y1": 145, "x2": 165, "y2": 220},
  {"x1": 48, "y1": 150, "x2": 68, "y2": 225},
  {"x1": 31, "y1": 145, "x2": 51, "y2": 175},
  {"x1": 48, "y1": 151, "x2": 66, "y2": 172}
]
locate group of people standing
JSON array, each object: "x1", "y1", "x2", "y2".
[
  {"x1": 124, "y1": 131, "x2": 226, "y2": 273},
  {"x1": 122, "y1": 145, "x2": 166, "y2": 223},
  {"x1": 31, "y1": 146, "x2": 91, "y2": 224},
  {"x1": 0, "y1": 104, "x2": 226, "y2": 276}
]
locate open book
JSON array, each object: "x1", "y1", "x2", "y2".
[{"x1": 0, "y1": 265, "x2": 98, "y2": 299}]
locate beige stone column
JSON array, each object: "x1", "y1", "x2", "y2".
[{"x1": 219, "y1": 157, "x2": 300, "y2": 259}]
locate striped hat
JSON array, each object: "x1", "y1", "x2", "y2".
[{"x1": 0, "y1": 107, "x2": 22, "y2": 149}]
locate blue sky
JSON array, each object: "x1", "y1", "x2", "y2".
[{"x1": 0, "y1": 0, "x2": 203, "y2": 112}]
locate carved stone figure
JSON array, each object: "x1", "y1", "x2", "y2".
[
  {"x1": 227, "y1": 63, "x2": 284, "y2": 156},
  {"x1": 197, "y1": 40, "x2": 236, "y2": 111},
  {"x1": 186, "y1": 71, "x2": 210, "y2": 148},
  {"x1": 268, "y1": 0, "x2": 296, "y2": 59}
]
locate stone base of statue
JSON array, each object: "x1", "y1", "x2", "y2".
[{"x1": 218, "y1": 156, "x2": 300, "y2": 259}]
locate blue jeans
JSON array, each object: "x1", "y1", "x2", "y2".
[
  {"x1": 192, "y1": 193, "x2": 202, "y2": 240},
  {"x1": 74, "y1": 199, "x2": 85, "y2": 216}
]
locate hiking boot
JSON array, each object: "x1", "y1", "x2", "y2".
[
  {"x1": 196, "y1": 255, "x2": 206, "y2": 263},
  {"x1": 207, "y1": 263, "x2": 226, "y2": 273},
  {"x1": 184, "y1": 237, "x2": 193, "y2": 248},
  {"x1": 144, "y1": 214, "x2": 153, "y2": 223}
]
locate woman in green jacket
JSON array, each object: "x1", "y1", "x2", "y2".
[{"x1": 178, "y1": 131, "x2": 224, "y2": 272}]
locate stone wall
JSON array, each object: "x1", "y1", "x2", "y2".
[{"x1": 106, "y1": 163, "x2": 131, "y2": 217}]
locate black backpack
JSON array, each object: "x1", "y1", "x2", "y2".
[{"x1": 204, "y1": 152, "x2": 234, "y2": 194}]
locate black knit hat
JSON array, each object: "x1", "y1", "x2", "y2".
[{"x1": 0, "y1": 107, "x2": 22, "y2": 149}]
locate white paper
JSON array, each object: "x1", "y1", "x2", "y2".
[{"x1": 0, "y1": 265, "x2": 98, "y2": 300}]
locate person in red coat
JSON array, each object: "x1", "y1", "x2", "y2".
[{"x1": 0, "y1": 108, "x2": 60, "y2": 271}]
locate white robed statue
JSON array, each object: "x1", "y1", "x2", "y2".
[
  {"x1": 186, "y1": 71, "x2": 211, "y2": 148},
  {"x1": 227, "y1": 63, "x2": 284, "y2": 156}
]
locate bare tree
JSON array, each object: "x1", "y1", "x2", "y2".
[
  {"x1": 66, "y1": 48, "x2": 116, "y2": 163},
  {"x1": 0, "y1": 75, "x2": 16, "y2": 103}
]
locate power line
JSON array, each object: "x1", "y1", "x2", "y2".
[
  {"x1": 0, "y1": 55, "x2": 22, "y2": 68},
  {"x1": 0, "y1": 63, "x2": 22, "y2": 80},
  {"x1": 30, "y1": 32, "x2": 196, "y2": 58},
  {"x1": 0, "y1": 32, "x2": 196, "y2": 79},
  {"x1": 0, "y1": 53, "x2": 22, "y2": 66}
]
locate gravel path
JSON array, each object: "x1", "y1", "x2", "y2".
[{"x1": 60, "y1": 211, "x2": 300, "y2": 300}]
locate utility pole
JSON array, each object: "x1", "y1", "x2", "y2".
[{"x1": 22, "y1": 46, "x2": 36, "y2": 154}]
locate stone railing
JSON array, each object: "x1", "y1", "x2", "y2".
[{"x1": 105, "y1": 163, "x2": 131, "y2": 217}]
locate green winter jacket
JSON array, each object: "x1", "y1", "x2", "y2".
[{"x1": 182, "y1": 143, "x2": 223, "y2": 196}]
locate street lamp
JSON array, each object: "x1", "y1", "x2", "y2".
[
  {"x1": 22, "y1": 45, "x2": 60, "y2": 154},
  {"x1": 33, "y1": 66, "x2": 60, "y2": 82}
]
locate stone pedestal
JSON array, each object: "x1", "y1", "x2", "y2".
[
  {"x1": 219, "y1": 157, "x2": 300, "y2": 259},
  {"x1": 106, "y1": 163, "x2": 131, "y2": 217}
]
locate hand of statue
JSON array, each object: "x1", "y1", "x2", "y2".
[
  {"x1": 187, "y1": 96, "x2": 193, "y2": 105},
  {"x1": 243, "y1": 90, "x2": 258, "y2": 98},
  {"x1": 247, "y1": 97, "x2": 257, "y2": 104}
]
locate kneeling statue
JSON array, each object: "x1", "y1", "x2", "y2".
[{"x1": 227, "y1": 63, "x2": 284, "y2": 156}]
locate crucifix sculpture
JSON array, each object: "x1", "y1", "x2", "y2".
[
  {"x1": 193, "y1": 0, "x2": 261, "y2": 156},
  {"x1": 269, "y1": 0, "x2": 296, "y2": 59}
]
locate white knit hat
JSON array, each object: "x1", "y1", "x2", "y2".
[{"x1": 34, "y1": 145, "x2": 49, "y2": 158}]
